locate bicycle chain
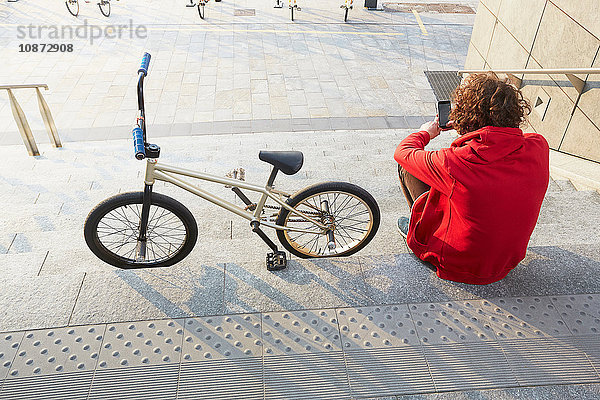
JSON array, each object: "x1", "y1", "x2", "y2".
[{"x1": 262, "y1": 203, "x2": 322, "y2": 216}]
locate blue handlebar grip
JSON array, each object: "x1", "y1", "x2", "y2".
[
  {"x1": 132, "y1": 126, "x2": 146, "y2": 160},
  {"x1": 138, "y1": 52, "x2": 151, "y2": 76}
]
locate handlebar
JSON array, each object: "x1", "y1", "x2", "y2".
[
  {"x1": 138, "y1": 52, "x2": 151, "y2": 76},
  {"x1": 132, "y1": 126, "x2": 145, "y2": 160}
]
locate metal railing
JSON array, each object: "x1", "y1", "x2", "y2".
[
  {"x1": 457, "y1": 68, "x2": 600, "y2": 94},
  {"x1": 0, "y1": 84, "x2": 61, "y2": 156}
]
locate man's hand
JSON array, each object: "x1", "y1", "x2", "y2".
[{"x1": 419, "y1": 117, "x2": 442, "y2": 140}]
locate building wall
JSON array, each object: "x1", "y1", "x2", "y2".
[{"x1": 465, "y1": 0, "x2": 600, "y2": 162}]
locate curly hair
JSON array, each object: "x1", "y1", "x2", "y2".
[{"x1": 449, "y1": 72, "x2": 531, "y2": 135}]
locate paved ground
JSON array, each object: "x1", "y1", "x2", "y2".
[
  {"x1": 0, "y1": 130, "x2": 599, "y2": 399},
  {"x1": 0, "y1": 0, "x2": 474, "y2": 144},
  {"x1": 1, "y1": 1, "x2": 599, "y2": 399}
]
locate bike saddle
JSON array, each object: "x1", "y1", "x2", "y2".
[{"x1": 258, "y1": 151, "x2": 304, "y2": 175}]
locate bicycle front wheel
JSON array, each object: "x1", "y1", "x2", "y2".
[
  {"x1": 344, "y1": 7, "x2": 349, "y2": 22},
  {"x1": 65, "y1": 0, "x2": 79, "y2": 16},
  {"x1": 98, "y1": 0, "x2": 111, "y2": 17},
  {"x1": 276, "y1": 182, "x2": 380, "y2": 258},
  {"x1": 84, "y1": 192, "x2": 198, "y2": 268},
  {"x1": 198, "y1": 3, "x2": 205, "y2": 19}
]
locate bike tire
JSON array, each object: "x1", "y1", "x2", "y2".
[
  {"x1": 276, "y1": 182, "x2": 380, "y2": 258},
  {"x1": 198, "y1": 3, "x2": 205, "y2": 19},
  {"x1": 344, "y1": 7, "x2": 348, "y2": 22},
  {"x1": 291, "y1": 6, "x2": 294, "y2": 21},
  {"x1": 65, "y1": 0, "x2": 79, "y2": 16},
  {"x1": 98, "y1": 0, "x2": 110, "y2": 17},
  {"x1": 84, "y1": 192, "x2": 198, "y2": 268}
]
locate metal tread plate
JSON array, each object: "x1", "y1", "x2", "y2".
[
  {"x1": 0, "y1": 331, "x2": 24, "y2": 380},
  {"x1": 424, "y1": 70, "x2": 462, "y2": 101},
  {"x1": 410, "y1": 302, "x2": 495, "y2": 344},
  {"x1": 337, "y1": 305, "x2": 420, "y2": 350},
  {"x1": 8, "y1": 325, "x2": 104, "y2": 378},
  {"x1": 98, "y1": 319, "x2": 184, "y2": 369},
  {"x1": 263, "y1": 309, "x2": 341, "y2": 355},
  {"x1": 500, "y1": 337, "x2": 600, "y2": 385},
  {"x1": 88, "y1": 364, "x2": 179, "y2": 400},
  {"x1": 422, "y1": 341, "x2": 518, "y2": 391},
  {"x1": 182, "y1": 314, "x2": 262, "y2": 362},
  {"x1": 264, "y1": 352, "x2": 350, "y2": 400},
  {"x1": 0, "y1": 370, "x2": 93, "y2": 400},
  {"x1": 177, "y1": 357, "x2": 263, "y2": 400},
  {"x1": 551, "y1": 294, "x2": 600, "y2": 335},
  {"x1": 569, "y1": 335, "x2": 600, "y2": 374},
  {"x1": 345, "y1": 347, "x2": 434, "y2": 397},
  {"x1": 409, "y1": 297, "x2": 571, "y2": 344},
  {"x1": 486, "y1": 296, "x2": 571, "y2": 338}
]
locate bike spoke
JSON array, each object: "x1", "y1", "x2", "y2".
[
  {"x1": 284, "y1": 191, "x2": 372, "y2": 257},
  {"x1": 97, "y1": 203, "x2": 187, "y2": 263}
]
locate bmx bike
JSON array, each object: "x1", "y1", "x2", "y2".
[
  {"x1": 341, "y1": 0, "x2": 353, "y2": 22},
  {"x1": 66, "y1": 0, "x2": 113, "y2": 17},
  {"x1": 83, "y1": 53, "x2": 381, "y2": 271},
  {"x1": 186, "y1": 0, "x2": 209, "y2": 19}
]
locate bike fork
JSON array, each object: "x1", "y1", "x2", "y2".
[{"x1": 136, "y1": 183, "x2": 153, "y2": 261}]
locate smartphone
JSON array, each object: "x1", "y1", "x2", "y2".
[{"x1": 437, "y1": 100, "x2": 451, "y2": 129}]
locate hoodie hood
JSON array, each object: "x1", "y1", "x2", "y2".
[{"x1": 451, "y1": 126, "x2": 525, "y2": 163}]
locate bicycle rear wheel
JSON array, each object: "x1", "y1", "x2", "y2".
[
  {"x1": 276, "y1": 182, "x2": 380, "y2": 258},
  {"x1": 98, "y1": 0, "x2": 111, "y2": 17},
  {"x1": 344, "y1": 7, "x2": 348, "y2": 22},
  {"x1": 65, "y1": 0, "x2": 79, "y2": 16},
  {"x1": 198, "y1": 3, "x2": 205, "y2": 19},
  {"x1": 84, "y1": 192, "x2": 198, "y2": 268}
]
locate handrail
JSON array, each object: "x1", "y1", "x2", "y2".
[
  {"x1": 1, "y1": 84, "x2": 61, "y2": 156},
  {"x1": 0, "y1": 84, "x2": 49, "y2": 90},
  {"x1": 457, "y1": 68, "x2": 600, "y2": 94}
]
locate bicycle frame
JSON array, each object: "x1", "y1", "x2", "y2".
[{"x1": 143, "y1": 159, "x2": 329, "y2": 234}]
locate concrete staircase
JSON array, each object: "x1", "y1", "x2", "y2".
[{"x1": 0, "y1": 129, "x2": 599, "y2": 399}]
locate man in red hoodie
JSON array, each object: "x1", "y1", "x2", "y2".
[{"x1": 394, "y1": 73, "x2": 549, "y2": 285}]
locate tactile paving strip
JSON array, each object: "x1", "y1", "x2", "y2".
[
  {"x1": 264, "y1": 352, "x2": 351, "y2": 400},
  {"x1": 0, "y1": 331, "x2": 24, "y2": 379},
  {"x1": 485, "y1": 296, "x2": 571, "y2": 338},
  {"x1": 0, "y1": 371, "x2": 93, "y2": 400},
  {"x1": 88, "y1": 364, "x2": 179, "y2": 400},
  {"x1": 178, "y1": 357, "x2": 263, "y2": 400},
  {"x1": 338, "y1": 305, "x2": 419, "y2": 349},
  {"x1": 345, "y1": 347, "x2": 434, "y2": 397},
  {"x1": 551, "y1": 294, "x2": 600, "y2": 335},
  {"x1": 500, "y1": 337, "x2": 600, "y2": 385},
  {"x1": 263, "y1": 309, "x2": 341, "y2": 355},
  {"x1": 569, "y1": 335, "x2": 600, "y2": 375},
  {"x1": 8, "y1": 325, "x2": 104, "y2": 378},
  {"x1": 98, "y1": 319, "x2": 183, "y2": 369},
  {"x1": 423, "y1": 341, "x2": 518, "y2": 391},
  {"x1": 182, "y1": 314, "x2": 262, "y2": 361},
  {"x1": 424, "y1": 70, "x2": 462, "y2": 101},
  {"x1": 410, "y1": 302, "x2": 494, "y2": 344}
]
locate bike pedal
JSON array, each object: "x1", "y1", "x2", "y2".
[{"x1": 266, "y1": 251, "x2": 287, "y2": 271}]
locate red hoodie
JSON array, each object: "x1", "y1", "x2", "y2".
[{"x1": 394, "y1": 126, "x2": 549, "y2": 284}]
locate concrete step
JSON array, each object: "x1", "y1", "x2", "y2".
[
  {"x1": 1, "y1": 243, "x2": 599, "y2": 331},
  {"x1": 553, "y1": 178, "x2": 578, "y2": 192},
  {"x1": 2, "y1": 180, "x2": 599, "y2": 251}
]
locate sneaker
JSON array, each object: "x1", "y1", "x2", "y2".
[{"x1": 397, "y1": 216, "x2": 409, "y2": 239}]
